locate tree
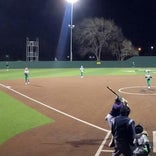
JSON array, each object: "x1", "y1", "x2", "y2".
[
  {"x1": 110, "y1": 39, "x2": 138, "y2": 60},
  {"x1": 73, "y1": 17, "x2": 138, "y2": 61},
  {"x1": 120, "y1": 40, "x2": 138, "y2": 60}
]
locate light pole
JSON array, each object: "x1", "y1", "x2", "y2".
[{"x1": 66, "y1": 0, "x2": 78, "y2": 61}]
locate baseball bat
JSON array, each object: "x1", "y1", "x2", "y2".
[
  {"x1": 106, "y1": 86, "x2": 120, "y2": 97},
  {"x1": 106, "y1": 86, "x2": 129, "y2": 106}
]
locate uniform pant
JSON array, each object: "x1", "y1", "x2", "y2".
[
  {"x1": 112, "y1": 141, "x2": 134, "y2": 156},
  {"x1": 105, "y1": 113, "x2": 115, "y2": 128}
]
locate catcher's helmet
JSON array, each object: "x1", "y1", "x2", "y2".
[{"x1": 135, "y1": 124, "x2": 143, "y2": 134}]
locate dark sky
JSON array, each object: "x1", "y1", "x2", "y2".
[{"x1": 0, "y1": 0, "x2": 156, "y2": 60}]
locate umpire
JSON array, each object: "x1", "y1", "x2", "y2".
[{"x1": 111, "y1": 105, "x2": 135, "y2": 156}]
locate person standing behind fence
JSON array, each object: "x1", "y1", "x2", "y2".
[
  {"x1": 24, "y1": 67, "x2": 30, "y2": 85},
  {"x1": 6, "y1": 62, "x2": 9, "y2": 71},
  {"x1": 80, "y1": 65, "x2": 84, "y2": 78}
]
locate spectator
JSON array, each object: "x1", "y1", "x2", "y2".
[{"x1": 6, "y1": 62, "x2": 9, "y2": 71}]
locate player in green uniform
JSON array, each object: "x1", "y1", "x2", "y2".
[{"x1": 145, "y1": 70, "x2": 152, "y2": 89}]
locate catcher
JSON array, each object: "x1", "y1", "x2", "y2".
[{"x1": 133, "y1": 124, "x2": 150, "y2": 156}]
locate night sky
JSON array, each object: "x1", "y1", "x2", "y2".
[{"x1": 0, "y1": 0, "x2": 156, "y2": 60}]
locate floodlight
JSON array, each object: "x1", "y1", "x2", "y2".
[
  {"x1": 66, "y1": 0, "x2": 78, "y2": 3},
  {"x1": 66, "y1": 0, "x2": 78, "y2": 61}
]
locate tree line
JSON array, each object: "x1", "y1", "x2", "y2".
[{"x1": 73, "y1": 17, "x2": 138, "y2": 61}]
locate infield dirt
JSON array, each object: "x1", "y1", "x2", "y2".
[{"x1": 0, "y1": 75, "x2": 155, "y2": 156}]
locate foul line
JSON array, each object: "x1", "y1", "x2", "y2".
[
  {"x1": 153, "y1": 131, "x2": 156, "y2": 153},
  {"x1": 0, "y1": 83, "x2": 109, "y2": 133},
  {"x1": 95, "y1": 131, "x2": 112, "y2": 156}
]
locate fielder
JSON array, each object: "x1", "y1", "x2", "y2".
[
  {"x1": 24, "y1": 67, "x2": 30, "y2": 85},
  {"x1": 145, "y1": 70, "x2": 152, "y2": 89},
  {"x1": 80, "y1": 65, "x2": 84, "y2": 78}
]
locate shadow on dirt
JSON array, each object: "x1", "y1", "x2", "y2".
[{"x1": 66, "y1": 139, "x2": 103, "y2": 147}]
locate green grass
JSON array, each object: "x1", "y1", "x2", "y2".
[
  {"x1": 0, "y1": 68, "x2": 156, "y2": 80},
  {"x1": 0, "y1": 91, "x2": 54, "y2": 144}
]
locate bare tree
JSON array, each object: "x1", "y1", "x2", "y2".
[
  {"x1": 120, "y1": 40, "x2": 138, "y2": 60},
  {"x1": 110, "y1": 39, "x2": 138, "y2": 60},
  {"x1": 73, "y1": 17, "x2": 138, "y2": 61}
]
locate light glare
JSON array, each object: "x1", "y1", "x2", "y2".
[{"x1": 66, "y1": 0, "x2": 78, "y2": 3}]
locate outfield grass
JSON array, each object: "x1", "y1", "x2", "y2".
[
  {"x1": 0, "y1": 91, "x2": 54, "y2": 144},
  {"x1": 0, "y1": 68, "x2": 156, "y2": 80}
]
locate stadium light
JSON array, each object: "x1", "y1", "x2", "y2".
[
  {"x1": 66, "y1": 0, "x2": 78, "y2": 61},
  {"x1": 67, "y1": 0, "x2": 78, "y2": 4}
]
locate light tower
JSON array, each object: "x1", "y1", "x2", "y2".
[
  {"x1": 66, "y1": 0, "x2": 78, "y2": 61},
  {"x1": 26, "y1": 37, "x2": 39, "y2": 61}
]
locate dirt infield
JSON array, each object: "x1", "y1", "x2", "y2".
[{"x1": 0, "y1": 75, "x2": 156, "y2": 156}]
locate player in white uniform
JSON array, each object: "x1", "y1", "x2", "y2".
[
  {"x1": 24, "y1": 67, "x2": 30, "y2": 85},
  {"x1": 80, "y1": 65, "x2": 84, "y2": 78}
]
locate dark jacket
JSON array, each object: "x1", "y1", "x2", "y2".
[{"x1": 112, "y1": 115, "x2": 135, "y2": 145}]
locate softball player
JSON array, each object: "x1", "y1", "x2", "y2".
[
  {"x1": 133, "y1": 124, "x2": 150, "y2": 155},
  {"x1": 105, "y1": 97, "x2": 128, "y2": 147},
  {"x1": 105, "y1": 97, "x2": 126, "y2": 128},
  {"x1": 24, "y1": 67, "x2": 30, "y2": 85},
  {"x1": 145, "y1": 70, "x2": 152, "y2": 89},
  {"x1": 80, "y1": 65, "x2": 84, "y2": 78}
]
